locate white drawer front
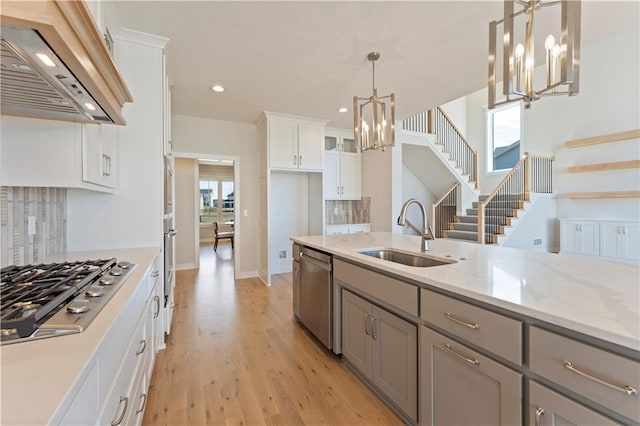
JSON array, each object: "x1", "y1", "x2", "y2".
[
  {"x1": 421, "y1": 289, "x2": 522, "y2": 365},
  {"x1": 529, "y1": 326, "x2": 640, "y2": 423}
]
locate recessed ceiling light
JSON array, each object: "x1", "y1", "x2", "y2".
[
  {"x1": 338, "y1": 107, "x2": 348, "y2": 113},
  {"x1": 84, "y1": 102, "x2": 96, "y2": 111},
  {"x1": 211, "y1": 85, "x2": 225, "y2": 92}
]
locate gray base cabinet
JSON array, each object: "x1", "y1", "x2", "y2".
[
  {"x1": 342, "y1": 290, "x2": 417, "y2": 421},
  {"x1": 528, "y1": 381, "x2": 619, "y2": 426},
  {"x1": 420, "y1": 326, "x2": 522, "y2": 425}
]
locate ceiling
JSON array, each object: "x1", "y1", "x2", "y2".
[{"x1": 113, "y1": 1, "x2": 639, "y2": 129}]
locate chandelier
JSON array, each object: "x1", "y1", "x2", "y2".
[
  {"x1": 353, "y1": 52, "x2": 395, "y2": 151},
  {"x1": 488, "y1": 0, "x2": 581, "y2": 109}
]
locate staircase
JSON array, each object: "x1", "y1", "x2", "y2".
[
  {"x1": 444, "y1": 195, "x2": 527, "y2": 243},
  {"x1": 403, "y1": 108, "x2": 555, "y2": 245},
  {"x1": 402, "y1": 107, "x2": 479, "y2": 192}
]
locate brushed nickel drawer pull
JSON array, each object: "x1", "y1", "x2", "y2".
[
  {"x1": 136, "y1": 339, "x2": 147, "y2": 356},
  {"x1": 364, "y1": 313, "x2": 371, "y2": 336},
  {"x1": 136, "y1": 392, "x2": 147, "y2": 414},
  {"x1": 371, "y1": 316, "x2": 377, "y2": 340},
  {"x1": 444, "y1": 312, "x2": 479, "y2": 330},
  {"x1": 534, "y1": 406, "x2": 545, "y2": 426},
  {"x1": 444, "y1": 344, "x2": 479, "y2": 366},
  {"x1": 111, "y1": 396, "x2": 128, "y2": 426},
  {"x1": 563, "y1": 360, "x2": 638, "y2": 396}
]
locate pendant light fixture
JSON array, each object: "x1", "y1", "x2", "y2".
[
  {"x1": 488, "y1": 0, "x2": 581, "y2": 109},
  {"x1": 353, "y1": 52, "x2": 395, "y2": 152}
]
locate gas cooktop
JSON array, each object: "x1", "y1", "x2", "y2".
[{"x1": 0, "y1": 258, "x2": 136, "y2": 345}]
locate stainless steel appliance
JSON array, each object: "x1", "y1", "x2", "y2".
[
  {"x1": 1, "y1": 24, "x2": 113, "y2": 123},
  {"x1": 0, "y1": 258, "x2": 136, "y2": 345},
  {"x1": 298, "y1": 246, "x2": 333, "y2": 349},
  {"x1": 163, "y1": 218, "x2": 176, "y2": 306},
  {"x1": 164, "y1": 155, "x2": 174, "y2": 215}
]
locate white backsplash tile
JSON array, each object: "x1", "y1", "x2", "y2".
[
  {"x1": 0, "y1": 187, "x2": 66, "y2": 267},
  {"x1": 325, "y1": 197, "x2": 371, "y2": 225}
]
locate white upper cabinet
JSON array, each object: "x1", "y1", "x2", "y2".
[
  {"x1": 82, "y1": 123, "x2": 117, "y2": 189},
  {"x1": 324, "y1": 128, "x2": 361, "y2": 200},
  {"x1": 1, "y1": 116, "x2": 116, "y2": 193},
  {"x1": 267, "y1": 113, "x2": 325, "y2": 171}
]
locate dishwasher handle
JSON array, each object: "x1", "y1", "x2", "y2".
[{"x1": 300, "y1": 252, "x2": 332, "y2": 271}]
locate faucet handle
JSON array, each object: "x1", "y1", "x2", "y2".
[{"x1": 426, "y1": 226, "x2": 435, "y2": 240}]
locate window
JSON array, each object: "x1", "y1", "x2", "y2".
[
  {"x1": 200, "y1": 179, "x2": 234, "y2": 223},
  {"x1": 487, "y1": 104, "x2": 521, "y2": 172}
]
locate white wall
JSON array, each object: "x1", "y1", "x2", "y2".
[
  {"x1": 172, "y1": 114, "x2": 258, "y2": 277},
  {"x1": 401, "y1": 166, "x2": 434, "y2": 234},
  {"x1": 362, "y1": 148, "x2": 394, "y2": 231},
  {"x1": 269, "y1": 172, "x2": 312, "y2": 274},
  {"x1": 463, "y1": 26, "x2": 640, "y2": 221},
  {"x1": 440, "y1": 96, "x2": 468, "y2": 137},
  {"x1": 67, "y1": 35, "x2": 165, "y2": 251},
  {"x1": 501, "y1": 195, "x2": 558, "y2": 252},
  {"x1": 175, "y1": 158, "x2": 197, "y2": 269}
]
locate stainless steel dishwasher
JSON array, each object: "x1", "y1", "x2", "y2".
[{"x1": 298, "y1": 246, "x2": 333, "y2": 349}]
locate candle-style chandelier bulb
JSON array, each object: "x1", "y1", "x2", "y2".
[{"x1": 488, "y1": 0, "x2": 581, "y2": 109}]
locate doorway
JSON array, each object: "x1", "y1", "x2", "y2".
[
  {"x1": 198, "y1": 160, "x2": 235, "y2": 268},
  {"x1": 172, "y1": 153, "x2": 241, "y2": 276}
]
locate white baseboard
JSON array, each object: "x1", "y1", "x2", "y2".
[
  {"x1": 176, "y1": 263, "x2": 195, "y2": 271},
  {"x1": 235, "y1": 270, "x2": 258, "y2": 279},
  {"x1": 270, "y1": 263, "x2": 292, "y2": 275}
]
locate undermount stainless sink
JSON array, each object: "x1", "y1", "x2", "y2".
[{"x1": 358, "y1": 249, "x2": 456, "y2": 268}]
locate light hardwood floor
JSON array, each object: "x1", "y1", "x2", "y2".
[{"x1": 143, "y1": 243, "x2": 403, "y2": 425}]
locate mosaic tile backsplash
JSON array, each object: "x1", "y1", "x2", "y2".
[
  {"x1": 325, "y1": 197, "x2": 371, "y2": 225},
  {"x1": 1, "y1": 187, "x2": 67, "y2": 268}
]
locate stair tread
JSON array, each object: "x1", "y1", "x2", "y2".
[{"x1": 442, "y1": 237, "x2": 479, "y2": 244}]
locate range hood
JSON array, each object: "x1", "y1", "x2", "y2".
[{"x1": 0, "y1": 1, "x2": 132, "y2": 125}]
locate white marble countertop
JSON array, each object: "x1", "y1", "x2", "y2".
[
  {"x1": 0, "y1": 247, "x2": 161, "y2": 426},
  {"x1": 291, "y1": 232, "x2": 640, "y2": 352}
]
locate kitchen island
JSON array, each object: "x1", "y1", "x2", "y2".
[
  {"x1": 291, "y1": 232, "x2": 640, "y2": 425},
  {"x1": 0, "y1": 247, "x2": 161, "y2": 426}
]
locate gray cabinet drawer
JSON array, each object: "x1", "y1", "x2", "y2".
[
  {"x1": 421, "y1": 289, "x2": 522, "y2": 365},
  {"x1": 528, "y1": 381, "x2": 619, "y2": 426},
  {"x1": 529, "y1": 326, "x2": 640, "y2": 423},
  {"x1": 335, "y1": 260, "x2": 418, "y2": 317}
]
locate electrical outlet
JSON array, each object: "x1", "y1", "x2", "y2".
[
  {"x1": 533, "y1": 238, "x2": 542, "y2": 246},
  {"x1": 279, "y1": 250, "x2": 287, "y2": 259},
  {"x1": 27, "y1": 216, "x2": 36, "y2": 236}
]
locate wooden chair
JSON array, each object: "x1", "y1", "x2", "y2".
[{"x1": 213, "y1": 221, "x2": 234, "y2": 251}]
